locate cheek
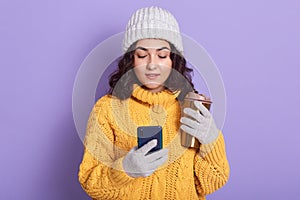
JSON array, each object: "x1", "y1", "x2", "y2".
[
  {"x1": 133, "y1": 58, "x2": 138, "y2": 67},
  {"x1": 159, "y1": 63, "x2": 172, "y2": 81},
  {"x1": 133, "y1": 58, "x2": 144, "y2": 78},
  {"x1": 161, "y1": 59, "x2": 172, "y2": 75},
  {"x1": 157, "y1": 56, "x2": 172, "y2": 67},
  {"x1": 163, "y1": 59, "x2": 172, "y2": 69},
  {"x1": 133, "y1": 66, "x2": 143, "y2": 77},
  {"x1": 133, "y1": 57, "x2": 147, "y2": 68},
  {"x1": 162, "y1": 67, "x2": 172, "y2": 78}
]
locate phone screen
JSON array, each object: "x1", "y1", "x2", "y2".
[{"x1": 137, "y1": 126, "x2": 162, "y2": 154}]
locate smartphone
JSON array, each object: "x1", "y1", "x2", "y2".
[{"x1": 137, "y1": 126, "x2": 162, "y2": 154}]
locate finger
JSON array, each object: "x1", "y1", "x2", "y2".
[
  {"x1": 135, "y1": 139, "x2": 157, "y2": 155},
  {"x1": 194, "y1": 101, "x2": 210, "y2": 118},
  {"x1": 147, "y1": 154, "x2": 168, "y2": 170},
  {"x1": 180, "y1": 124, "x2": 203, "y2": 138},
  {"x1": 180, "y1": 117, "x2": 200, "y2": 129},
  {"x1": 131, "y1": 170, "x2": 154, "y2": 178},
  {"x1": 131, "y1": 146, "x2": 138, "y2": 151},
  {"x1": 183, "y1": 108, "x2": 204, "y2": 122},
  {"x1": 181, "y1": 124, "x2": 208, "y2": 144},
  {"x1": 141, "y1": 171, "x2": 155, "y2": 177},
  {"x1": 146, "y1": 148, "x2": 169, "y2": 162}
]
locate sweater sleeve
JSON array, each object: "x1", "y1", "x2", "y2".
[
  {"x1": 193, "y1": 131, "x2": 230, "y2": 195},
  {"x1": 78, "y1": 98, "x2": 135, "y2": 199}
]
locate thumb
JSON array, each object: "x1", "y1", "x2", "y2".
[
  {"x1": 194, "y1": 101, "x2": 210, "y2": 118},
  {"x1": 135, "y1": 139, "x2": 157, "y2": 155},
  {"x1": 129, "y1": 146, "x2": 138, "y2": 153}
]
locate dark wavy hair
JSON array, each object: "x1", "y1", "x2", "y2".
[{"x1": 108, "y1": 41, "x2": 196, "y2": 101}]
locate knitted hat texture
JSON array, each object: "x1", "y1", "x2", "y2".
[{"x1": 123, "y1": 6, "x2": 183, "y2": 53}]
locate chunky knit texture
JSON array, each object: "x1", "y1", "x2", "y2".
[
  {"x1": 123, "y1": 6, "x2": 183, "y2": 53},
  {"x1": 78, "y1": 85, "x2": 230, "y2": 200}
]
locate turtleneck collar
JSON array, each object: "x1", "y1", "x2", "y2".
[{"x1": 131, "y1": 84, "x2": 180, "y2": 108}]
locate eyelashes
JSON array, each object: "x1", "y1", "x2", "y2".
[
  {"x1": 136, "y1": 55, "x2": 168, "y2": 59},
  {"x1": 158, "y1": 55, "x2": 167, "y2": 59},
  {"x1": 137, "y1": 55, "x2": 147, "y2": 58}
]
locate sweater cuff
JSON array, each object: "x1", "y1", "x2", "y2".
[
  {"x1": 199, "y1": 131, "x2": 227, "y2": 165},
  {"x1": 108, "y1": 157, "x2": 135, "y2": 187}
]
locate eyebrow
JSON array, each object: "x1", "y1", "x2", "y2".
[{"x1": 135, "y1": 46, "x2": 171, "y2": 51}]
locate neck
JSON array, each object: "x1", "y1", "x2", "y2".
[{"x1": 142, "y1": 85, "x2": 165, "y2": 93}]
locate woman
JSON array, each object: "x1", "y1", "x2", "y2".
[{"x1": 78, "y1": 6, "x2": 229, "y2": 200}]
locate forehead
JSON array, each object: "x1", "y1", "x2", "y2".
[{"x1": 136, "y1": 39, "x2": 170, "y2": 49}]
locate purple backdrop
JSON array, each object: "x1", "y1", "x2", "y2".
[{"x1": 1, "y1": 0, "x2": 299, "y2": 199}]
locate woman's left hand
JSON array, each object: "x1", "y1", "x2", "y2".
[{"x1": 180, "y1": 101, "x2": 219, "y2": 144}]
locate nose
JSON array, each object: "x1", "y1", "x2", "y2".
[{"x1": 146, "y1": 53, "x2": 158, "y2": 70}]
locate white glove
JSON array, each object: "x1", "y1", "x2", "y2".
[
  {"x1": 180, "y1": 101, "x2": 219, "y2": 144},
  {"x1": 122, "y1": 139, "x2": 169, "y2": 178}
]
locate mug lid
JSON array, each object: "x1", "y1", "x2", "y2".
[{"x1": 185, "y1": 92, "x2": 212, "y2": 103}]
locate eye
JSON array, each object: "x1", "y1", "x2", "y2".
[
  {"x1": 137, "y1": 55, "x2": 147, "y2": 58},
  {"x1": 158, "y1": 55, "x2": 167, "y2": 59}
]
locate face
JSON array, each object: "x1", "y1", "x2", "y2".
[{"x1": 133, "y1": 39, "x2": 172, "y2": 93}]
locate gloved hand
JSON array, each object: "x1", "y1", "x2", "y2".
[
  {"x1": 122, "y1": 139, "x2": 169, "y2": 178},
  {"x1": 180, "y1": 101, "x2": 219, "y2": 144}
]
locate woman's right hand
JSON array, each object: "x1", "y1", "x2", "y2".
[{"x1": 122, "y1": 140, "x2": 169, "y2": 178}]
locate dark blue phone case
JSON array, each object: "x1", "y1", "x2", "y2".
[{"x1": 137, "y1": 126, "x2": 162, "y2": 154}]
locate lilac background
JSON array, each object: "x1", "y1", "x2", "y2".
[{"x1": 1, "y1": 0, "x2": 299, "y2": 199}]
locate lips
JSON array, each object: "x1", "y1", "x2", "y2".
[{"x1": 145, "y1": 73, "x2": 160, "y2": 80}]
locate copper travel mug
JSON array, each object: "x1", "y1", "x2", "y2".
[{"x1": 180, "y1": 92, "x2": 212, "y2": 148}]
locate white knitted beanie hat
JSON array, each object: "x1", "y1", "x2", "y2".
[{"x1": 123, "y1": 6, "x2": 183, "y2": 53}]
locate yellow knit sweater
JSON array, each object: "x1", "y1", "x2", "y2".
[{"x1": 78, "y1": 85, "x2": 230, "y2": 200}]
